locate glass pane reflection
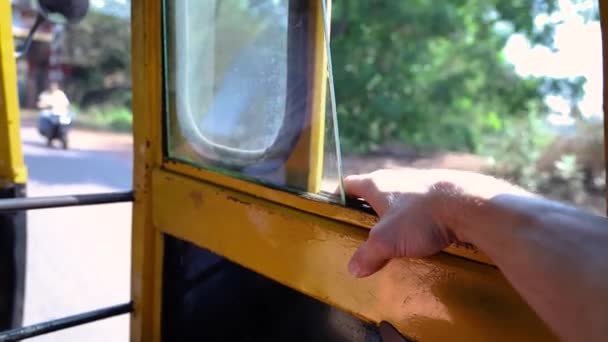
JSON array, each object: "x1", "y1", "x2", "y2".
[{"x1": 165, "y1": 0, "x2": 345, "y2": 203}]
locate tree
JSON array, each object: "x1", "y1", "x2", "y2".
[
  {"x1": 63, "y1": 9, "x2": 131, "y2": 107},
  {"x1": 330, "y1": 0, "x2": 584, "y2": 153}
]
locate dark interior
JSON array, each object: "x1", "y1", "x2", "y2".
[{"x1": 161, "y1": 234, "x2": 383, "y2": 342}]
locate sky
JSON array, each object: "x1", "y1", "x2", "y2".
[
  {"x1": 503, "y1": 0, "x2": 602, "y2": 121},
  {"x1": 91, "y1": 0, "x2": 128, "y2": 8},
  {"x1": 90, "y1": 0, "x2": 130, "y2": 18}
]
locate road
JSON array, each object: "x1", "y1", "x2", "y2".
[{"x1": 20, "y1": 122, "x2": 133, "y2": 341}]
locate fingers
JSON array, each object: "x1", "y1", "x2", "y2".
[
  {"x1": 344, "y1": 173, "x2": 395, "y2": 277},
  {"x1": 342, "y1": 174, "x2": 373, "y2": 198},
  {"x1": 330, "y1": 175, "x2": 364, "y2": 198},
  {"x1": 343, "y1": 174, "x2": 386, "y2": 209},
  {"x1": 344, "y1": 171, "x2": 402, "y2": 277},
  {"x1": 348, "y1": 218, "x2": 396, "y2": 277}
]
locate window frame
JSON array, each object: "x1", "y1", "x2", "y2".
[
  {"x1": 160, "y1": 0, "x2": 491, "y2": 263},
  {"x1": 163, "y1": 0, "x2": 327, "y2": 191},
  {"x1": 131, "y1": 0, "x2": 608, "y2": 340}
]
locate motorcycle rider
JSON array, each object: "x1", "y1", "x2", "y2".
[
  {"x1": 37, "y1": 81, "x2": 70, "y2": 117},
  {"x1": 36, "y1": 81, "x2": 72, "y2": 148}
]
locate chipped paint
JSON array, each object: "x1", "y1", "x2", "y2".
[{"x1": 151, "y1": 169, "x2": 557, "y2": 341}]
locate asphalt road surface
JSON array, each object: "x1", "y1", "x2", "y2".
[{"x1": 20, "y1": 122, "x2": 133, "y2": 341}]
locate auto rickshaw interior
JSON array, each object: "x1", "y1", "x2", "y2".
[
  {"x1": 1, "y1": 0, "x2": 606, "y2": 341},
  {"x1": 162, "y1": 1, "x2": 385, "y2": 339}
]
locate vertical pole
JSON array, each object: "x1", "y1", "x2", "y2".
[
  {"x1": 130, "y1": 0, "x2": 163, "y2": 340},
  {"x1": 0, "y1": 1, "x2": 28, "y2": 331},
  {"x1": 0, "y1": 0, "x2": 28, "y2": 185}
]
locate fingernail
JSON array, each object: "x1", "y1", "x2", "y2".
[{"x1": 348, "y1": 259, "x2": 363, "y2": 277}]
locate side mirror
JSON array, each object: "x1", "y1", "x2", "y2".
[
  {"x1": 38, "y1": 0, "x2": 90, "y2": 24},
  {"x1": 14, "y1": 0, "x2": 89, "y2": 59}
]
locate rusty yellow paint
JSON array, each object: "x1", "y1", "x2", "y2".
[
  {"x1": 130, "y1": 0, "x2": 163, "y2": 340},
  {"x1": 0, "y1": 2, "x2": 27, "y2": 185},
  {"x1": 152, "y1": 168, "x2": 557, "y2": 341},
  {"x1": 166, "y1": 160, "x2": 377, "y2": 223},
  {"x1": 163, "y1": 160, "x2": 493, "y2": 265},
  {"x1": 136, "y1": 0, "x2": 608, "y2": 340},
  {"x1": 283, "y1": 0, "x2": 327, "y2": 192}
]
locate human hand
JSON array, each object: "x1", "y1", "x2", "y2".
[
  {"x1": 344, "y1": 168, "x2": 529, "y2": 277},
  {"x1": 345, "y1": 169, "x2": 608, "y2": 341}
]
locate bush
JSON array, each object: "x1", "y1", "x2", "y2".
[
  {"x1": 79, "y1": 106, "x2": 132, "y2": 132},
  {"x1": 479, "y1": 112, "x2": 555, "y2": 192},
  {"x1": 483, "y1": 115, "x2": 605, "y2": 213},
  {"x1": 105, "y1": 107, "x2": 132, "y2": 131}
]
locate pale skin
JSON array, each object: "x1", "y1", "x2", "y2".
[{"x1": 344, "y1": 169, "x2": 608, "y2": 342}]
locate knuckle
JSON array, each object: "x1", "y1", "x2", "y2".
[
  {"x1": 367, "y1": 230, "x2": 395, "y2": 257},
  {"x1": 370, "y1": 169, "x2": 389, "y2": 179},
  {"x1": 358, "y1": 174, "x2": 376, "y2": 185},
  {"x1": 355, "y1": 176, "x2": 377, "y2": 194}
]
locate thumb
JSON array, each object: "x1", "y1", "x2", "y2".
[
  {"x1": 342, "y1": 174, "x2": 374, "y2": 200},
  {"x1": 348, "y1": 222, "x2": 395, "y2": 278}
]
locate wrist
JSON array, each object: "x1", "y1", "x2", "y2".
[
  {"x1": 428, "y1": 180, "x2": 481, "y2": 244},
  {"x1": 429, "y1": 176, "x2": 535, "y2": 246},
  {"x1": 443, "y1": 191, "x2": 541, "y2": 253}
]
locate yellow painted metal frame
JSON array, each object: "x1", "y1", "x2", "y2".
[
  {"x1": 129, "y1": 0, "x2": 608, "y2": 340},
  {"x1": 158, "y1": 0, "x2": 491, "y2": 265},
  {"x1": 283, "y1": 0, "x2": 328, "y2": 192},
  {"x1": 163, "y1": 160, "x2": 493, "y2": 265},
  {"x1": 130, "y1": 0, "x2": 163, "y2": 340},
  {"x1": 152, "y1": 169, "x2": 555, "y2": 341},
  {"x1": 0, "y1": 2, "x2": 27, "y2": 185}
]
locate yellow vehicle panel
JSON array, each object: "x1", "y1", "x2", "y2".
[
  {"x1": 129, "y1": 0, "x2": 608, "y2": 341},
  {"x1": 151, "y1": 169, "x2": 556, "y2": 341},
  {"x1": 0, "y1": 1, "x2": 27, "y2": 185}
]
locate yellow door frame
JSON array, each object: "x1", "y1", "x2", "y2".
[
  {"x1": 130, "y1": 0, "x2": 164, "y2": 340},
  {"x1": 131, "y1": 0, "x2": 608, "y2": 340},
  {"x1": 0, "y1": 1, "x2": 27, "y2": 186}
]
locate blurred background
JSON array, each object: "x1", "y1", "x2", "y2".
[
  {"x1": 8, "y1": 0, "x2": 604, "y2": 340},
  {"x1": 11, "y1": 0, "x2": 132, "y2": 341},
  {"x1": 13, "y1": 0, "x2": 605, "y2": 211},
  {"x1": 13, "y1": 0, "x2": 131, "y2": 130},
  {"x1": 331, "y1": 0, "x2": 605, "y2": 214}
]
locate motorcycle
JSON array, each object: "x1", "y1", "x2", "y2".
[{"x1": 37, "y1": 109, "x2": 73, "y2": 149}]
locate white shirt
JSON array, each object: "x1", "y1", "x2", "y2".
[{"x1": 38, "y1": 89, "x2": 70, "y2": 116}]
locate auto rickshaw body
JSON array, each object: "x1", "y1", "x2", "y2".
[{"x1": 1, "y1": 0, "x2": 608, "y2": 341}]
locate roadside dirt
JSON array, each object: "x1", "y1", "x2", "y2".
[
  {"x1": 21, "y1": 107, "x2": 489, "y2": 173},
  {"x1": 342, "y1": 152, "x2": 490, "y2": 175},
  {"x1": 20, "y1": 115, "x2": 601, "y2": 212},
  {"x1": 21, "y1": 116, "x2": 133, "y2": 160}
]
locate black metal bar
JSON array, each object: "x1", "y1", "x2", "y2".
[
  {"x1": 14, "y1": 13, "x2": 45, "y2": 59},
  {"x1": 0, "y1": 191, "x2": 134, "y2": 212},
  {"x1": 0, "y1": 184, "x2": 27, "y2": 331},
  {"x1": 0, "y1": 302, "x2": 133, "y2": 341}
]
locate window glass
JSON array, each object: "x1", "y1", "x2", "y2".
[
  {"x1": 165, "y1": 0, "x2": 345, "y2": 203},
  {"x1": 331, "y1": 1, "x2": 605, "y2": 214},
  {"x1": 176, "y1": 1, "x2": 287, "y2": 152}
]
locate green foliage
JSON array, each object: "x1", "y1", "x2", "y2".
[
  {"x1": 63, "y1": 10, "x2": 131, "y2": 106},
  {"x1": 331, "y1": 0, "x2": 582, "y2": 153},
  {"x1": 481, "y1": 112, "x2": 554, "y2": 192},
  {"x1": 79, "y1": 106, "x2": 132, "y2": 132}
]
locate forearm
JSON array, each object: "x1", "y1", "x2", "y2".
[
  {"x1": 343, "y1": 169, "x2": 608, "y2": 340},
  {"x1": 454, "y1": 194, "x2": 608, "y2": 341}
]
